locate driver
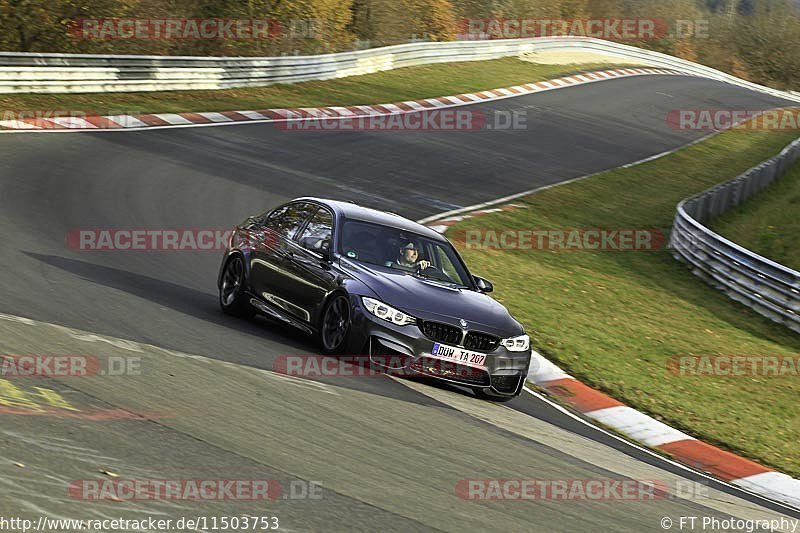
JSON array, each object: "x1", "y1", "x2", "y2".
[{"x1": 387, "y1": 241, "x2": 431, "y2": 271}]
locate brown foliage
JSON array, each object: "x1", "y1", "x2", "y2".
[{"x1": 0, "y1": 0, "x2": 799, "y2": 90}]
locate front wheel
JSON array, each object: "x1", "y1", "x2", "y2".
[
  {"x1": 319, "y1": 294, "x2": 351, "y2": 354},
  {"x1": 219, "y1": 255, "x2": 255, "y2": 319}
]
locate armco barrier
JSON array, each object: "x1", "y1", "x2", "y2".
[
  {"x1": 3, "y1": 36, "x2": 800, "y2": 100},
  {"x1": 669, "y1": 138, "x2": 800, "y2": 334}
]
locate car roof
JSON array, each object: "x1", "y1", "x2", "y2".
[{"x1": 295, "y1": 197, "x2": 447, "y2": 241}]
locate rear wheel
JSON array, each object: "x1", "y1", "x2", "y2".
[
  {"x1": 219, "y1": 255, "x2": 254, "y2": 319},
  {"x1": 319, "y1": 294, "x2": 351, "y2": 354}
]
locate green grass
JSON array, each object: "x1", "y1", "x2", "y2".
[
  {"x1": 451, "y1": 128, "x2": 800, "y2": 476},
  {"x1": 710, "y1": 158, "x2": 800, "y2": 271},
  {"x1": 0, "y1": 58, "x2": 637, "y2": 115}
]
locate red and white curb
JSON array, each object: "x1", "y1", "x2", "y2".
[
  {"x1": 0, "y1": 67, "x2": 685, "y2": 133},
  {"x1": 530, "y1": 360, "x2": 800, "y2": 509},
  {"x1": 425, "y1": 203, "x2": 800, "y2": 510},
  {"x1": 424, "y1": 203, "x2": 525, "y2": 233}
]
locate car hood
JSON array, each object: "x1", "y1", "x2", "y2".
[{"x1": 341, "y1": 259, "x2": 524, "y2": 336}]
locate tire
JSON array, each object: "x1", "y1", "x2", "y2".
[
  {"x1": 219, "y1": 255, "x2": 255, "y2": 319},
  {"x1": 319, "y1": 294, "x2": 351, "y2": 355},
  {"x1": 473, "y1": 388, "x2": 517, "y2": 403}
]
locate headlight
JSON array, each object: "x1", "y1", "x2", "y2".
[
  {"x1": 361, "y1": 297, "x2": 416, "y2": 326},
  {"x1": 500, "y1": 334, "x2": 530, "y2": 352}
]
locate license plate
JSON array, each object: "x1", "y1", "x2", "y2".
[{"x1": 429, "y1": 342, "x2": 487, "y2": 369}]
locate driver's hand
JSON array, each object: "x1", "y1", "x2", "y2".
[{"x1": 418, "y1": 260, "x2": 431, "y2": 270}]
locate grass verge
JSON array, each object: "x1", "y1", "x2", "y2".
[
  {"x1": 710, "y1": 159, "x2": 800, "y2": 271},
  {"x1": 450, "y1": 128, "x2": 800, "y2": 477},
  {"x1": 0, "y1": 58, "x2": 638, "y2": 114}
]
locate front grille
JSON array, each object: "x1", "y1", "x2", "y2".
[
  {"x1": 464, "y1": 331, "x2": 500, "y2": 352},
  {"x1": 492, "y1": 373, "x2": 522, "y2": 394},
  {"x1": 410, "y1": 357, "x2": 490, "y2": 386},
  {"x1": 421, "y1": 321, "x2": 462, "y2": 345}
]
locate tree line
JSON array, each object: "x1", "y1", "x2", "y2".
[{"x1": 0, "y1": 0, "x2": 798, "y2": 90}]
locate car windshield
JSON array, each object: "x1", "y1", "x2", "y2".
[{"x1": 339, "y1": 219, "x2": 473, "y2": 288}]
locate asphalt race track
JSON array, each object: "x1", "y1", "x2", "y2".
[{"x1": 0, "y1": 74, "x2": 798, "y2": 530}]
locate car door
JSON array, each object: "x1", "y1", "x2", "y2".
[
  {"x1": 277, "y1": 206, "x2": 338, "y2": 325},
  {"x1": 248, "y1": 201, "x2": 317, "y2": 320}
]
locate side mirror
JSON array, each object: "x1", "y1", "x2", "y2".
[{"x1": 474, "y1": 276, "x2": 493, "y2": 293}]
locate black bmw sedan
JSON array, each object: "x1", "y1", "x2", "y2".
[{"x1": 218, "y1": 197, "x2": 531, "y2": 400}]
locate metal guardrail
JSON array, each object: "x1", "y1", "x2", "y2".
[
  {"x1": 669, "y1": 138, "x2": 800, "y2": 334},
  {"x1": 3, "y1": 36, "x2": 800, "y2": 99}
]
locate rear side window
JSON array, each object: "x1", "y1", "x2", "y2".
[
  {"x1": 262, "y1": 205, "x2": 288, "y2": 227},
  {"x1": 266, "y1": 203, "x2": 315, "y2": 238}
]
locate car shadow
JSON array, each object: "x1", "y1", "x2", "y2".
[
  {"x1": 23, "y1": 251, "x2": 312, "y2": 350},
  {"x1": 22, "y1": 252, "x2": 454, "y2": 406}
]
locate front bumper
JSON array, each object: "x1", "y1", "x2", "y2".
[{"x1": 349, "y1": 297, "x2": 531, "y2": 397}]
